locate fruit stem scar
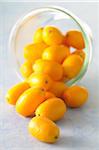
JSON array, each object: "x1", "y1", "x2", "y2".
[
  {"x1": 66, "y1": 33, "x2": 69, "y2": 37},
  {"x1": 49, "y1": 30, "x2": 52, "y2": 33},
  {"x1": 41, "y1": 88, "x2": 45, "y2": 91},
  {"x1": 54, "y1": 136, "x2": 58, "y2": 139},
  {"x1": 45, "y1": 80, "x2": 48, "y2": 84}
]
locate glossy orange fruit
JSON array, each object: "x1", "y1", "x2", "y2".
[
  {"x1": 16, "y1": 87, "x2": 45, "y2": 117},
  {"x1": 28, "y1": 116, "x2": 60, "y2": 143},
  {"x1": 42, "y1": 45, "x2": 70, "y2": 64},
  {"x1": 35, "y1": 98, "x2": 67, "y2": 121},
  {"x1": 28, "y1": 73, "x2": 53, "y2": 91},
  {"x1": 24, "y1": 42, "x2": 48, "y2": 63},
  {"x1": 33, "y1": 27, "x2": 44, "y2": 43},
  {"x1": 64, "y1": 30, "x2": 85, "y2": 49},
  {"x1": 43, "y1": 26, "x2": 63, "y2": 45},
  {"x1": 50, "y1": 81, "x2": 68, "y2": 98},
  {"x1": 33, "y1": 59, "x2": 63, "y2": 81},
  {"x1": 62, "y1": 85, "x2": 88, "y2": 108},
  {"x1": 6, "y1": 82, "x2": 30, "y2": 105},
  {"x1": 62, "y1": 54, "x2": 83, "y2": 79},
  {"x1": 72, "y1": 50, "x2": 85, "y2": 61},
  {"x1": 20, "y1": 61, "x2": 33, "y2": 78}
]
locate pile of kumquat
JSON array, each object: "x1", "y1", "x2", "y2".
[{"x1": 6, "y1": 26, "x2": 88, "y2": 143}]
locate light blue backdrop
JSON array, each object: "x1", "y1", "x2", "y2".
[{"x1": 0, "y1": 2, "x2": 99, "y2": 150}]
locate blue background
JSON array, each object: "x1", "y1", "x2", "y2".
[{"x1": 0, "y1": 2, "x2": 99, "y2": 150}]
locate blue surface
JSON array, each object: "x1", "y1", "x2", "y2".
[{"x1": 0, "y1": 2, "x2": 99, "y2": 150}]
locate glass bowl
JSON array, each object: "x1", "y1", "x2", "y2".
[{"x1": 9, "y1": 6, "x2": 92, "y2": 86}]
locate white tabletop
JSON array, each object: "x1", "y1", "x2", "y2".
[{"x1": 0, "y1": 2, "x2": 99, "y2": 150}]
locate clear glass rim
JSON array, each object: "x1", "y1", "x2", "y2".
[{"x1": 9, "y1": 6, "x2": 92, "y2": 86}]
